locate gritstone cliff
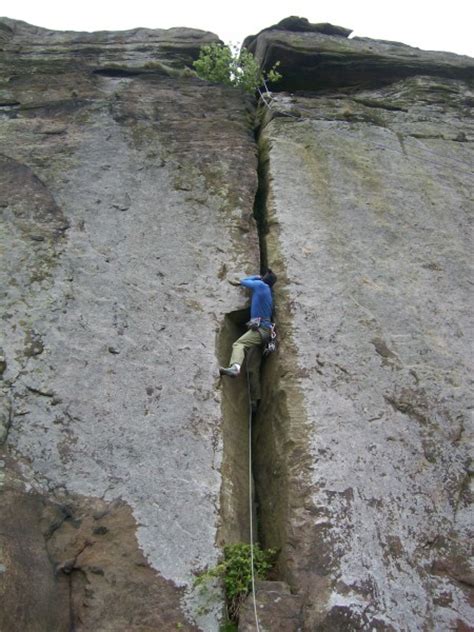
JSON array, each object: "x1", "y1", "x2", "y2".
[{"x1": 1, "y1": 15, "x2": 473, "y2": 632}]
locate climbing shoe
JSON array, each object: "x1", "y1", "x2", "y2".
[{"x1": 219, "y1": 364, "x2": 240, "y2": 378}]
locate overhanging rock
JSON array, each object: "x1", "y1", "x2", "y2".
[{"x1": 245, "y1": 17, "x2": 474, "y2": 91}]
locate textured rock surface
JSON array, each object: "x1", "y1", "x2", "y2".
[
  {"x1": 255, "y1": 26, "x2": 474, "y2": 632},
  {"x1": 0, "y1": 16, "x2": 218, "y2": 71},
  {"x1": 1, "y1": 465, "x2": 199, "y2": 631},
  {"x1": 2, "y1": 15, "x2": 473, "y2": 632},
  {"x1": 244, "y1": 16, "x2": 353, "y2": 46},
  {"x1": 238, "y1": 581, "x2": 303, "y2": 631},
  {"x1": 245, "y1": 20, "x2": 474, "y2": 92},
  {"x1": 0, "y1": 17, "x2": 259, "y2": 630}
]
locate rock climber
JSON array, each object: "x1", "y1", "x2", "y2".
[{"x1": 219, "y1": 270, "x2": 277, "y2": 379}]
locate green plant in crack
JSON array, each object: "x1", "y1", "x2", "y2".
[
  {"x1": 220, "y1": 621, "x2": 238, "y2": 632},
  {"x1": 195, "y1": 543, "x2": 276, "y2": 621},
  {"x1": 193, "y1": 43, "x2": 281, "y2": 93}
]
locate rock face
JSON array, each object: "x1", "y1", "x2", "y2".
[
  {"x1": 245, "y1": 18, "x2": 474, "y2": 92},
  {"x1": 244, "y1": 16, "x2": 353, "y2": 44},
  {"x1": 238, "y1": 581, "x2": 303, "y2": 631},
  {"x1": 1, "y1": 15, "x2": 473, "y2": 632},
  {"x1": 253, "y1": 19, "x2": 474, "y2": 632},
  {"x1": 0, "y1": 17, "x2": 259, "y2": 631}
]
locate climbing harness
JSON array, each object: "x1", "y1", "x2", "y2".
[
  {"x1": 246, "y1": 317, "x2": 277, "y2": 357},
  {"x1": 245, "y1": 359, "x2": 261, "y2": 632},
  {"x1": 247, "y1": 317, "x2": 263, "y2": 330}
]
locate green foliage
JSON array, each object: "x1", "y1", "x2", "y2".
[
  {"x1": 193, "y1": 43, "x2": 282, "y2": 93},
  {"x1": 220, "y1": 621, "x2": 238, "y2": 632},
  {"x1": 195, "y1": 543, "x2": 276, "y2": 620}
]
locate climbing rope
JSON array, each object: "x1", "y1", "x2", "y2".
[{"x1": 245, "y1": 360, "x2": 261, "y2": 632}]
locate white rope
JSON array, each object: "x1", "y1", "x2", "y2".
[{"x1": 246, "y1": 361, "x2": 261, "y2": 632}]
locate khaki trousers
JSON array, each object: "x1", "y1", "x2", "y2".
[
  {"x1": 229, "y1": 328, "x2": 270, "y2": 404},
  {"x1": 229, "y1": 328, "x2": 268, "y2": 367}
]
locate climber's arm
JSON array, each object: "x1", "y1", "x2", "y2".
[{"x1": 239, "y1": 276, "x2": 262, "y2": 289}]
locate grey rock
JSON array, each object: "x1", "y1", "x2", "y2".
[
  {"x1": 243, "y1": 16, "x2": 352, "y2": 50},
  {"x1": 0, "y1": 17, "x2": 219, "y2": 72},
  {"x1": 245, "y1": 17, "x2": 474, "y2": 92},
  {"x1": 273, "y1": 16, "x2": 352, "y2": 37},
  {"x1": 256, "y1": 43, "x2": 474, "y2": 632},
  {"x1": 238, "y1": 580, "x2": 303, "y2": 631},
  {"x1": 1, "y1": 14, "x2": 473, "y2": 632},
  {"x1": 0, "y1": 17, "x2": 259, "y2": 631}
]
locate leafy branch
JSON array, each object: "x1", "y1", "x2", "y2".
[
  {"x1": 193, "y1": 43, "x2": 282, "y2": 93},
  {"x1": 194, "y1": 543, "x2": 276, "y2": 622}
]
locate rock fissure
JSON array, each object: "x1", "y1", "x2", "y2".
[
  {"x1": 25, "y1": 385, "x2": 55, "y2": 397},
  {"x1": 1, "y1": 15, "x2": 473, "y2": 632},
  {"x1": 0, "y1": 397, "x2": 13, "y2": 445},
  {"x1": 217, "y1": 118, "x2": 307, "y2": 628},
  {"x1": 231, "y1": 112, "x2": 307, "y2": 630}
]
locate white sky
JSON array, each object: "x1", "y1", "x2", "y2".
[{"x1": 3, "y1": 0, "x2": 474, "y2": 57}]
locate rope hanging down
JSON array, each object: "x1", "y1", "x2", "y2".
[{"x1": 246, "y1": 361, "x2": 261, "y2": 632}]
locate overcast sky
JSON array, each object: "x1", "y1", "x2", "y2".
[{"x1": 4, "y1": 0, "x2": 474, "y2": 57}]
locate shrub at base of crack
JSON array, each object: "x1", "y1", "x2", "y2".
[
  {"x1": 220, "y1": 622, "x2": 238, "y2": 632},
  {"x1": 194, "y1": 543, "x2": 276, "y2": 622}
]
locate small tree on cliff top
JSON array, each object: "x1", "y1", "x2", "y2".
[{"x1": 193, "y1": 43, "x2": 281, "y2": 93}]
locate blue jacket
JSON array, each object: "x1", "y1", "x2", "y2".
[{"x1": 240, "y1": 276, "x2": 273, "y2": 329}]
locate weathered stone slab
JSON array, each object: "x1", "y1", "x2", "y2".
[
  {"x1": 0, "y1": 18, "x2": 259, "y2": 630},
  {"x1": 245, "y1": 19, "x2": 474, "y2": 91},
  {"x1": 0, "y1": 17, "x2": 218, "y2": 70},
  {"x1": 238, "y1": 580, "x2": 303, "y2": 631},
  {"x1": 244, "y1": 16, "x2": 352, "y2": 46},
  {"x1": 1, "y1": 465, "x2": 201, "y2": 631},
  {"x1": 255, "y1": 35, "x2": 473, "y2": 632}
]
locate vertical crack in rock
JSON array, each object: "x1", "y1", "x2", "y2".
[
  {"x1": 225, "y1": 120, "x2": 305, "y2": 630},
  {"x1": 252, "y1": 134, "x2": 270, "y2": 273},
  {"x1": 217, "y1": 123, "x2": 272, "y2": 557}
]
